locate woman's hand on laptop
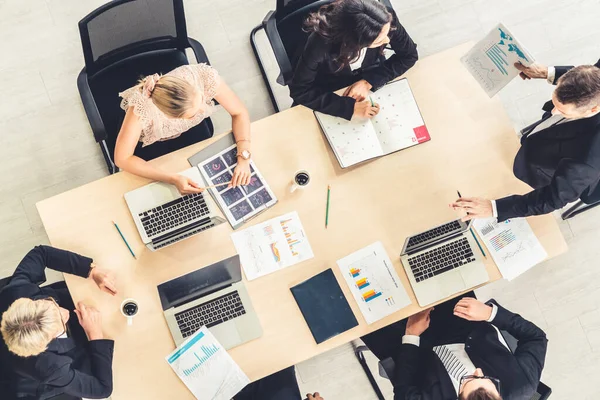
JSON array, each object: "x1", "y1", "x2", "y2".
[
  {"x1": 170, "y1": 174, "x2": 205, "y2": 195},
  {"x1": 449, "y1": 197, "x2": 493, "y2": 221}
]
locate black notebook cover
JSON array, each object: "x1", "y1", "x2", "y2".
[{"x1": 290, "y1": 268, "x2": 358, "y2": 344}]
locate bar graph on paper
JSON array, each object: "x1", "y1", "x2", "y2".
[
  {"x1": 461, "y1": 23, "x2": 535, "y2": 97},
  {"x1": 231, "y1": 211, "x2": 314, "y2": 281},
  {"x1": 338, "y1": 242, "x2": 411, "y2": 324},
  {"x1": 166, "y1": 327, "x2": 249, "y2": 400},
  {"x1": 182, "y1": 344, "x2": 219, "y2": 376}
]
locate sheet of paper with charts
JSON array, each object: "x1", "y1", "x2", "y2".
[
  {"x1": 336, "y1": 241, "x2": 411, "y2": 324},
  {"x1": 472, "y1": 217, "x2": 547, "y2": 281},
  {"x1": 198, "y1": 144, "x2": 277, "y2": 228},
  {"x1": 461, "y1": 23, "x2": 535, "y2": 97},
  {"x1": 314, "y1": 78, "x2": 430, "y2": 168},
  {"x1": 166, "y1": 326, "x2": 249, "y2": 400},
  {"x1": 230, "y1": 211, "x2": 314, "y2": 281}
]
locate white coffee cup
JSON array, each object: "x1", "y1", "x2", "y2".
[
  {"x1": 290, "y1": 170, "x2": 311, "y2": 193},
  {"x1": 120, "y1": 298, "x2": 139, "y2": 326}
]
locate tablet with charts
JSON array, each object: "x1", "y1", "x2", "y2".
[{"x1": 198, "y1": 144, "x2": 277, "y2": 229}]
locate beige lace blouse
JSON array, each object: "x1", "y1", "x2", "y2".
[{"x1": 119, "y1": 63, "x2": 220, "y2": 147}]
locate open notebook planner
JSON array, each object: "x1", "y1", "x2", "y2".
[{"x1": 315, "y1": 78, "x2": 430, "y2": 168}]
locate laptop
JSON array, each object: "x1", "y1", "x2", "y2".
[
  {"x1": 157, "y1": 255, "x2": 262, "y2": 349},
  {"x1": 124, "y1": 167, "x2": 225, "y2": 251},
  {"x1": 400, "y1": 219, "x2": 489, "y2": 307}
]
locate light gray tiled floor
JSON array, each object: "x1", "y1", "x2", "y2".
[{"x1": 1, "y1": 0, "x2": 600, "y2": 398}]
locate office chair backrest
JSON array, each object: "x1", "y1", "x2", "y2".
[
  {"x1": 79, "y1": 0, "x2": 189, "y2": 75},
  {"x1": 272, "y1": 0, "x2": 334, "y2": 84},
  {"x1": 582, "y1": 182, "x2": 600, "y2": 204},
  {"x1": 272, "y1": 0, "x2": 395, "y2": 84}
]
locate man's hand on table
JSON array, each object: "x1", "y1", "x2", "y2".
[
  {"x1": 405, "y1": 308, "x2": 433, "y2": 336},
  {"x1": 454, "y1": 297, "x2": 493, "y2": 321},
  {"x1": 449, "y1": 197, "x2": 493, "y2": 221}
]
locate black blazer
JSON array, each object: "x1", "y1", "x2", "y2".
[
  {"x1": 495, "y1": 62, "x2": 600, "y2": 221},
  {"x1": 289, "y1": 9, "x2": 418, "y2": 120},
  {"x1": 551, "y1": 58, "x2": 600, "y2": 85},
  {"x1": 392, "y1": 302, "x2": 547, "y2": 400},
  {"x1": 0, "y1": 246, "x2": 114, "y2": 400}
]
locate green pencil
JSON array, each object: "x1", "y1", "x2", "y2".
[
  {"x1": 369, "y1": 96, "x2": 374, "y2": 107},
  {"x1": 112, "y1": 220, "x2": 137, "y2": 260},
  {"x1": 325, "y1": 185, "x2": 331, "y2": 228}
]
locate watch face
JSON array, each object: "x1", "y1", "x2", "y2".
[{"x1": 242, "y1": 150, "x2": 250, "y2": 159}]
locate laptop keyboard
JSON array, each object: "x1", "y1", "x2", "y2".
[
  {"x1": 175, "y1": 291, "x2": 246, "y2": 339},
  {"x1": 407, "y1": 220, "x2": 462, "y2": 249},
  {"x1": 408, "y1": 237, "x2": 475, "y2": 283},
  {"x1": 139, "y1": 193, "x2": 209, "y2": 237}
]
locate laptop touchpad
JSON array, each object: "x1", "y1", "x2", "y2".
[{"x1": 210, "y1": 322, "x2": 241, "y2": 350}]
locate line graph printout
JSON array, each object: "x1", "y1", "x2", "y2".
[
  {"x1": 166, "y1": 327, "x2": 249, "y2": 400},
  {"x1": 461, "y1": 23, "x2": 535, "y2": 97},
  {"x1": 337, "y1": 242, "x2": 411, "y2": 324},
  {"x1": 231, "y1": 211, "x2": 314, "y2": 281},
  {"x1": 472, "y1": 218, "x2": 547, "y2": 281}
]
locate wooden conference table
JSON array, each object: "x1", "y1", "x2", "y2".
[{"x1": 37, "y1": 43, "x2": 567, "y2": 399}]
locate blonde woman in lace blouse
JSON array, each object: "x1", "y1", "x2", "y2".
[{"x1": 115, "y1": 63, "x2": 252, "y2": 194}]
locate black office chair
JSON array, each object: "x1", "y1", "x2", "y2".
[
  {"x1": 250, "y1": 0, "x2": 332, "y2": 112},
  {"x1": 561, "y1": 184, "x2": 600, "y2": 220},
  {"x1": 250, "y1": 0, "x2": 395, "y2": 112},
  {"x1": 354, "y1": 328, "x2": 552, "y2": 400},
  {"x1": 77, "y1": 0, "x2": 214, "y2": 174}
]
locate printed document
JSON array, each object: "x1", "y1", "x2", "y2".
[
  {"x1": 337, "y1": 242, "x2": 411, "y2": 324},
  {"x1": 166, "y1": 327, "x2": 249, "y2": 400},
  {"x1": 461, "y1": 23, "x2": 535, "y2": 97},
  {"x1": 472, "y1": 218, "x2": 547, "y2": 280},
  {"x1": 231, "y1": 211, "x2": 314, "y2": 281}
]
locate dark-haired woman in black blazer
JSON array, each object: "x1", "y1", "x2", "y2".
[{"x1": 289, "y1": 0, "x2": 418, "y2": 120}]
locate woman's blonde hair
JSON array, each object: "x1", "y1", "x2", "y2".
[
  {"x1": 138, "y1": 74, "x2": 198, "y2": 118},
  {"x1": 1, "y1": 298, "x2": 63, "y2": 357}
]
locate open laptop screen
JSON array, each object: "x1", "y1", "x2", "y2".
[{"x1": 157, "y1": 255, "x2": 242, "y2": 310}]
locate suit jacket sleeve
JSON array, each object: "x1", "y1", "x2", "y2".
[
  {"x1": 553, "y1": 58, "x2": 600, "y2": 84},
  {"x1": 361, "y1": 15, "x2": 419, "y2": 90},
  {"x1": 9, "y1": 245, "x2": 93, "y2": 286},
  {"x1": 43, "y1": 340, "x2": 115, "y2": 399},
  {"x1": 289, "y1": 34, "x2": 357, "y2": 120},
  {"x1": 495, "y1": 159, "x2": 599, "y2": 221},
  {"x1": 488, "y1": 301, "x2": 547, "y2": 386},
  {"x1": 392, "y1": 344, "x2": 427, "y2": 400}
]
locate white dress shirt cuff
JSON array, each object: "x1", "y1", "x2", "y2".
[
  {"x1": 491, "y1": 200, "x2": 498, "y2": 219},
  {"x1": 402, "y1": 335, "x2": 421, "y2": 347},
  {"x1": 547, "y1": 66, "x2": 556, "y2": 84},
  {"x1": 486, "y1": 304, "x2": 498, "y2": 322}
]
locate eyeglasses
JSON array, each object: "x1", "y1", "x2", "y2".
[
  {"x1": 459, "y1": 374, "x2": 501, "y2": 395},
  {"x1": 44, "y1": 297, "x2": 66, "y2": 338}
]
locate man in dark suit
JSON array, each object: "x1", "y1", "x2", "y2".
[
  {"x1": 361, "y1": 294, "x2": 547, "y2": 400},
  {"x1": 0, "y1": 246, "x2": 117, "y2": 400},
  {"x1": 450, "y1": 64, "x2": 600, "y2": 222}
]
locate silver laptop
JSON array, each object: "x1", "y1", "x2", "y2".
[
  {"x1": 157, "y1": 255, "x2": 262, "y2": 349},
  {"x1": 124, "y1": 167, "x2": 225, "y2": 251},
  {"x1": 400, "y1": 219, "x2": 489, "y2": 307}
]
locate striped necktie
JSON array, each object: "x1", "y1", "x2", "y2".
[{"x1": 433, "y1": 345, "x2": 471, "y2": 382}]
